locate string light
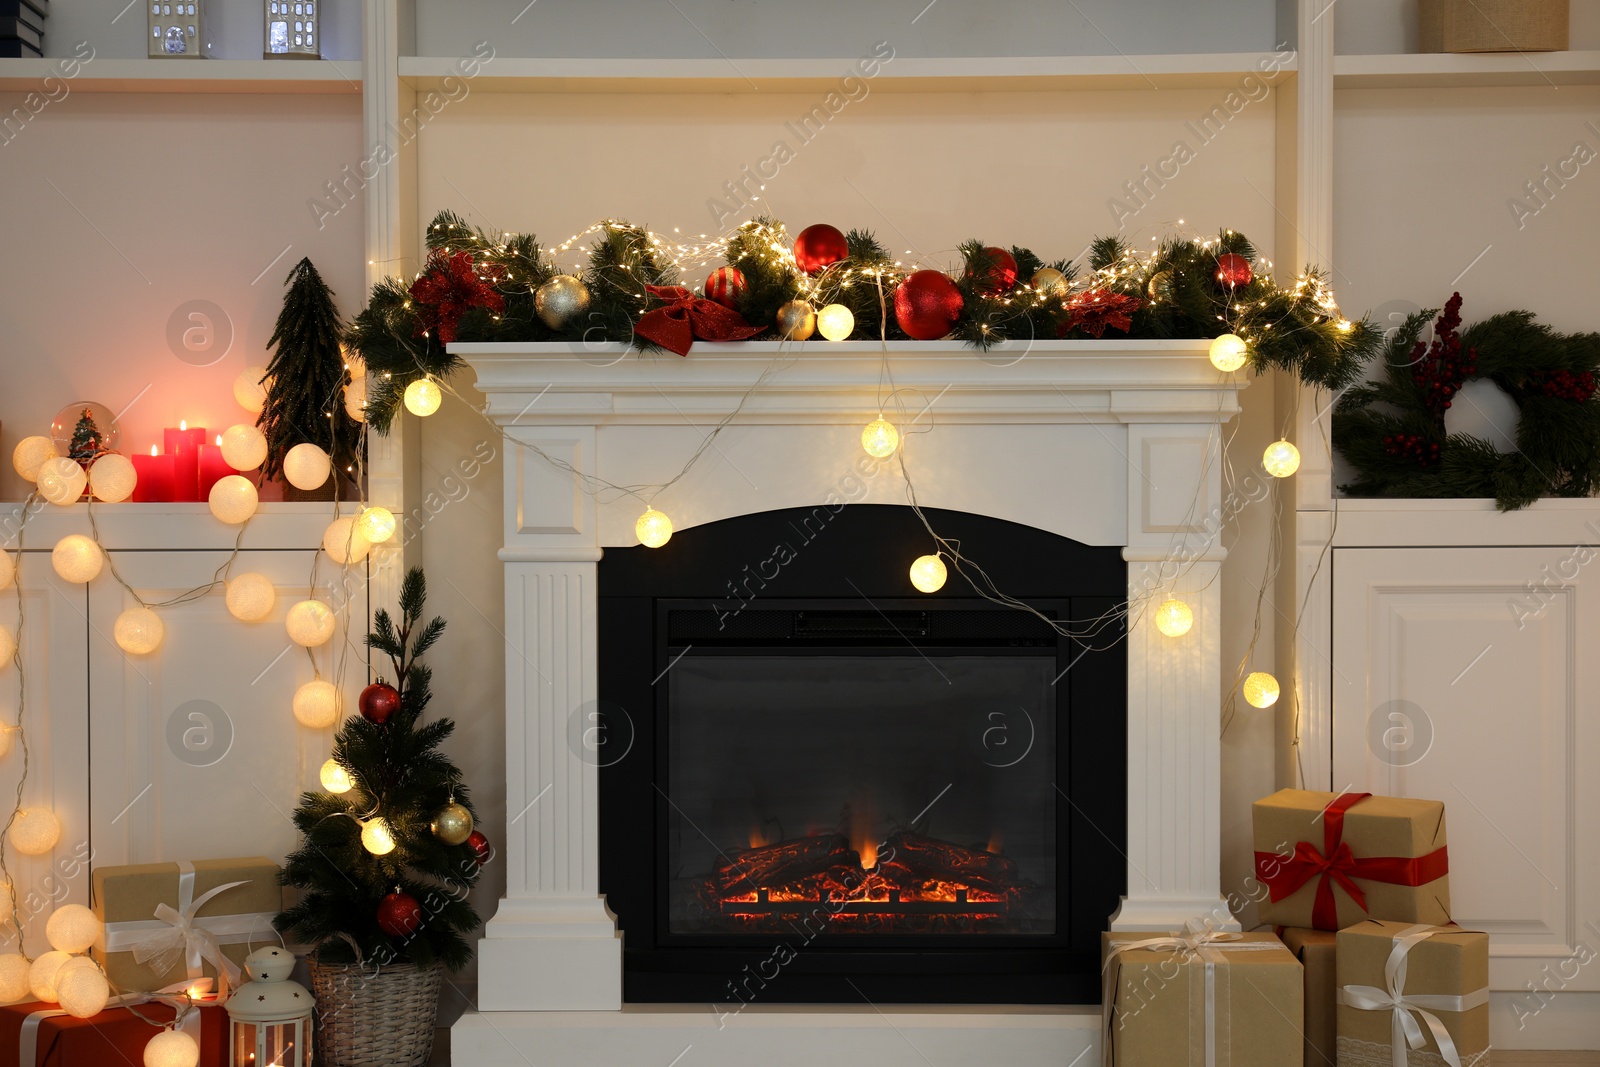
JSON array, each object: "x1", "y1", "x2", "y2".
[
  {"x1": 1243, "y1": 671, "x2": 1281, "y2": 708},
  {"x1": 292, "y1": 680, "x2": 340, "y2": 728},
  {"x1": 1154, "y1": 599, "x2": 1194, "y2": 637},
  {"x1": 224, "y1": 573, "x2": 276, "y2": 622},
  {"x1": 636, "y1": 508, "x2": 673, "y2": 549},
  {"x1": 143, "y1": 1029, "x2": 200, "y2": 1067},
  {"x1": 35, "y1": 457, "x2": 86, "y2": 506},
  {"x1": 320, "y1": 758, "x2": 353, "y2": 794},
  {"x1": 404, "y1": 378, "x2": 443, "y2": 417},
  {"x1": 283, "y1": 443, "x2": 332, "y2": 491},
  {"x1": 45, "y1": 904, "x2": 102, "y2": 954},
  {"x1": 1262, "y1": 439, "x2": 1301, "y2": 478},
  {"x1": 219, "y1": 424, "x2": 268, "y2": 471},
  {"x1": 356, "y1": 506, "x2": 396, "y2": 544},
  {"x1": 0, "y1": 955, "x2": 27, "y2": 1001},
  {"x1": 285, "y1": 601, "x2": 336, "y2": 648},
  {"x1": 233, "y1": 367, "x2": 269, "y2": 414},
  {"x1": 861, "y1": 417, "x2": 899, "y2": 459},
  {"x1": 113, "y1": 607, "x2": 164, "y2": 655},
  {"x1": 208, "y1": 475, "x2": 259, "y2": 525},
  {"x1": 345, "y1": 377, "x2": 369, "y2": 423},
  {"x1": 322, "y1": 516, "x2": 372, "y2": 565},
  {"x1": 909, "y1": 553, "x2": 947, "y2": 593},
  {"x1": 54, "y1": 956, "x2": 109, "y2": 1019},
  {"x1": 816, "y1": 303, "x2": 854, "y2": 341},
  {"x1": 9, "y1": 808, "x2": 61, "y2": 856},
  {"x1": 27, "y1": 950, "x2": 70, "y2": 1002},
  {"x1": 11, "y1": 436, "x2": 57, "y2": 482},
  {"x1": 88, "y1": 454, "x2": 138, "y2": 502},
  {"x1": 360, "y1": 816, "x2": 397, "y2": 856},
  {"x1": 51, "y1": 535, "x2": 103, "y2": 584},
  {"x1": 1208, "y1": 334, "x2": 1249, "y2": 372}
]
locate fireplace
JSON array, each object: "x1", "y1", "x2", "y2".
[{"x1": 597, "y1": 504, "x2": 1126, "y2": 1003}]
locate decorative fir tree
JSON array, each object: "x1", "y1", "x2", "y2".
[
  {"x1": 67, "y1": 407, "x2": 107, "y2": 466},
  {"x1": 275, "y1": 569, "x2": 484, "y2": 969},
  {"x1": 258, "y1": 257, "x2": 363, "y2": 488}
]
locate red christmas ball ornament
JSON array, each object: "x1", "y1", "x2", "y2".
[
  {"x1": 1214, "y1": 253, "x2": 1253, "y2": 288},
  {"x1": 467, "y1": 830, "x2": 493, "y2": 867},
  {"x1": 894, "y1": 270, "x2": 965, "y2": 341},
  {"x1": 377, "y1": 890, "x2": 423, "y2": 937},
  {"x1": 359, "y1": 681, "x2": 400, "y2": 725},
  {"x1": 793, "y1": 224, "x2": 849, "y2": 274},
  {"x1": 969, "y1": 246, "x2": 1018, "y2": 295},
  {"x1": 703, "y1": 266, "x2": 747, "y2": 310}
]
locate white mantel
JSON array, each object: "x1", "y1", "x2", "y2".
[{"x1": 453, "y1": 339, "x2": 1244, "y2": 1066}]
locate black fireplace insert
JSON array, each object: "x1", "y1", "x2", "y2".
[{"x1": 597, "y1": 505, "x2": 1126, "y2": 1004}]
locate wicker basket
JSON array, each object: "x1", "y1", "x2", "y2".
[
  {"x1": 309, "y1": 957, "x2": 443, "y2": 1067},
  {"x1": 1418, "y1": 0, "x2": 1569, "y2": 53}
]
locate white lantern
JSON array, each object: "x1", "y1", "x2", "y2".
[
  {"x1": 10, "y1": 808, "x2": 61, "y2": 856},
  {"x1": 51, "y1": 535, "x2": 103, "y2": 584},
  {"x1": 27, "y1": 950, "x2": 71, "y2": 1003},
  {"x1": 292, "y1": 679, "x2": 340, "y2": 728},
  {"x1": 12, "y1": 436, "x2": 57, "y2": 482},
  {"x1": 45, "y1": 904, "x2": 102, "y2": 954},
  {"x1": 343, "y1": 377, "x2": 368, "y2": 423},
  {"x1": 0, "y1": 551, "x2": 13, "y2": 591},
  {"x1": 219, "y1": 425, "x2": 269, "y2": 471},
  {"x1": 909, "y1": 553, "x2": 947, "y2": 593},
  {"x1": 0, "y1": 953, "x2": 29, "y2": 1002},
  {"x1": 225, "y1": 573, "x2": 277, "y2": 622},
  {"x1": 322, "y1": 517, "x2": 372, "y2": 565},
  {"x1": 635, "y1": 508, "x2": 672, "y2": 549},
  {"x1": 233, "y1": 367, "x2": 269, "y2": 414},
  {"x1": 209, "y1": 475, "x2": 260, "y2": 525},
  {"x1": 360, "y1": 816, "x2": 396, "y2": 855},
  {"x1": 226, "y1": 947, "x2": 314, "y2": 1067},
  {"x1": 88, "y1": 454, "x2": 138, "y2": 502},
  {"x1": 283, "y1": 443, "x2": 331, "y2": 491},
  {"x1": 115, "y1": 607, "x2": 165, "y2": 655},
  {"x1": 285, "y1": 600, "x2": 336, "y2": 647},
  {"x1": 356, "y1": 506, "x2": 395, "y2": 544},
  {"x1": 35, "y1": 457, "x2": 87, "y2": 506},
  {"x1": 404, "y1": 378, "x2": 442, "y2": 417},
  {"x1": 54, "y1": 956, "x2": 110, "y2": 1018},
  {"x1": 144, "y1": 1029, "x2": 200, "y2": 1067}
]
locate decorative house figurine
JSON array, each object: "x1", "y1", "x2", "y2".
[
  {"x1": 264, "y1": 0, "x2": 319, "y2": 58},
  {"x1": 147, "y1": 0, "x2": 204, "y2": 57},
  {"x1": 225, "y1": 946, "x2": 314, "y2": 1067}
]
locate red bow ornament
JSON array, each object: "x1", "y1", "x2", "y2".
[{"x1": 633, "y1": 284, "x2": 763, "y2": 356}]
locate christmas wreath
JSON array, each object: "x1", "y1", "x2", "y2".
[{"x1": 1333, "y1": 293, "x2": 1600, "y2": 511}]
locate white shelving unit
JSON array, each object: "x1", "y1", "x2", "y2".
[
  {"x1": 0, "y1": 57, "x2": 361, "y2": 93},
  {"x1": 1334, "y1": 48, "x2": 1600, "y2": 87}
]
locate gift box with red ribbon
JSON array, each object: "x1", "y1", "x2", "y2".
[
  {"x1": 0, "y1": 998, "x2": 227, "y2": 1067},
  {"x1": 1253, "y1": 789, "x2": 1451, "y2": 932}
]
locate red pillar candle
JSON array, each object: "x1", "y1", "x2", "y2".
[
  {"x1": 130, "y1": 448, "x2": 176, "y2": 502},
  {"x1": 198, "y1": 435, "x2": 233, "y2": 499},
  {"x1": 163, "y1": 422, "x2": 207, "y2": 502}
]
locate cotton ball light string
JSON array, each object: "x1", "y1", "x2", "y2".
[
  {"x1": 88, "y1": 454, "x2": 138, "y2": 502},
  {"x1": 1243, "y1": 671, "x2": 1281, "y2": 708},
  {"x1": 27, "y1": 950, "x2": 71, "y2": 1003},
  {"x1": 861, "y1": 417, "x2": 899, "y2": 459},
  {"x1": 9, "y1": 808, "x2": 60, "y2": 855},
  {"x1": 0, "y1": 954, "x2": 29, "y2": 1002},
  {"x1": 361, "y1": 816, "x2": 397, "y2": 856},
  {"x1": 404, "y1": 378, "x2": 442, "y2": 417},
  {"x1": 219, "y1": 424, "x2": 268, "y2": 471},
  {"x1": 1208, "y1": 333, "x2": 1249, "y2": 373},
  {"x1": 283, "y1": 443, "x2": 331, "y2": 491},
  {"x1": 0, "y1": 551, "x2": 13, "y2": 591},
  {"x1": 1262, "y1": 439, "x2": 1301, "y2": 478},
  {"x1": 344, "y1": 376, "x2": 368, "y2": 423},
  {"x1": 53, "y1": 956, "x2": 109, "y2": 1019},
  {"x1": 12, "y1": 436, "x2": 57, "y2": 482},
  {"x1": 225, "y1": 573, "x2": 276, "y2": 622},
  {"x1": 35, "y1": 457, "x2": 86, "y2": 506},
  {"x1": 114, "y1": 607, "x2": 165, "y2": 655},
  {"x1": 1154, "y1": 599, "x2": 1194, "y2": 637},
  {"x1": 285, "y1": 600, "x2": 336, "y2": 647},
  {"x1": 233, "y1": 367, "x2": 269, "y2": 414},
  {"x1": 816, "y1": 303, "x2": 854, "y2": 342},
  {"x1": 909, "y1": 553, "x2": 947, "y2": 594},
  {"x1": 635, "y1": 508, "x2": 673, "y2": 549},
  {"x1": 322, "y1": 517, "x2": 372, "y2": 564},
  {"x1": 143, "y1": 1029, "x2": 200, "y2": 1067},
  {"x1": 0, "y1": 625, "x2": 14, "y2": 666},
  {"x1": 51, "y1": 535, "x2": 103, "y2": 584},
  {"x1": 320, "y1": 758, "x2": 353, "y2": 794},
  {"x1": 45, "y1": 904, "x2": 103, "y2": 954},
  {"x1": 292, "y1": 679, "x2": 340, "y2": 728},
  {"x1": 357, "y1": 506, "x2": 396, "y2": 544}
]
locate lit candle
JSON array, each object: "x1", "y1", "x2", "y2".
[
  {"x1": 163, "y1": 420, "x2": 207, "y2": 502},
  {"x1": 198, "y1": 434, "x2": 233, "y2": 498},
  {"x1": 130, "y1": 446, "x2": 177, "y2": 502}
]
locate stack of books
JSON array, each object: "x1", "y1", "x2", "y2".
[{"x1": 0, "y1": 0, "x2": 45, "y2": 57}]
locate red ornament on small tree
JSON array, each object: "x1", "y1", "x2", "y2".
[
  {"x1": 359, "y1": 680, "x2": 400, "y2": 724},
  {"x1": 376, "y1": 890, "x2": 423, "y2": 937},
  {"x1": 894, "y1": 270, "x2": 965, "y2": 341},
  {"x1": 467, "y1": 830, "x2": 493, "y2": 867},
  {"x1": 793, "y1": 224, "x2": 849, "y2": 274},
  {"x1": 1214, "y1": 253, "x2": 1253, "y2": 289},
  {"x1": 968, "y1": 247, "x2": 1018, "y2": 295},
  {"x1": 703, "y1": 266, "x2": 747, "y2": 310}
]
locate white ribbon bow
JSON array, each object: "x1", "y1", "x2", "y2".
[
  {"x1": 1338, "y1": 923, "x2": 1490, "y2": 1067},
  {"x1": 104, "y1": 863, "x2": 271, "y2": 1003}
]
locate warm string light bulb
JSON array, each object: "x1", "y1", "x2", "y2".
[
  {"x1": 0, "y1": 954, "x2": 28, "y2": 1002},
  {"x1": 283, "y1": 443, "x2": 332, "y2": 491},
  {"x1": 28, "y1": 950, "x2": 70, "y2": 1002},
  {"x1": 1208, "y1": 333, "x2": 1249, "y2": 372},
  {"x1": 143, "y1": 1028, "x2": 200, "y2": 1067},
  {"x1": 816, "y1": 303, "x2": 855, "y2": 341},
  {"x1": 36, "y1": 457, "x2": 86, "y2": 506},
  {"x1": 1154, "y1": 599, "x2": 1194, "y2": 637},
  {"x1": 88, "y1": 454, "x2": 138, "y2": 502},
  {"x1": 636, "y1": 508, "x2": 673, "y2": 548},
  {"x1": 12, "y1": 436, "x2": 57, "y2": 482},
  {"x1": 54, "y1": 956, "x2": 109, "y2": 1019},
  {"x1": 219, "y1": 424, "x2": 268, "y2": 471},
  {"x1": 1243, "y1": 671, "x2": 1281, "y2": 708},
  {"x1": 285, "y1": 600, "x2": 336, "y2": 647},
  {"x1": 404, "y1": 378, "x2": 443, "y2": 417},
  {"x1": 51, "y1": 535, "x2": 103, "y2": 584},
  {"x1": 114, "y1": 607, "x2": 164, "y2": 655},
  {"x1": 208, "y1": 475, "x2": 259, "y2": 525},
  {"x1": 322, "y1": 516, "x2": 373, "y2": 564},
  {"x1": 861, "y1": 417, "x2": 899, "y2": 459},
  {"x1": 224, "y1": 573, "x2": 276, "y2": 622},
  {"x1": 45, "y1": 904, "x2": 102, "y2": 954},
  {"x1": 361, "y1": 816, "x2": 397, "y2": 855},
  {"x1": 1262, "y1": 439, "x2": 1301, "y2": 478},
  {"x1": 357, "y1": 505, "x2": 396, "y2": 544},
  {"x1": 344, "y1": 376, "x2": 368, "y2": 422},
  {"x1": 9, "y1": 807, "x2": 61, "y2": 855},
  {"x1": 293, "y1": 679, "x2": 341, "y2": 728},
  {"x1": 233, "y1": 367, "x2": 269, "y2": 414},
  {"x1": 320, "y1": 758, "x2": 354, "y2": 794},
  {"x1": 909, "y1": 553, "x2": 947, "y2": 593}
]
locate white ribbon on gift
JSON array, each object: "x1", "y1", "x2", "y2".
[
  {"x1": 1102, "y1": 918, "x2": 1285, "y2": 1067},
  {"x1": 18, "y1": 979, "x2": 210, "y2": 1066},
  {"x1": 1338, "y1": 923, "x2": 1491, "y2": 1067},
  {"x1": 101, "y1": 861, "x2": 273, "y2": 1002}
]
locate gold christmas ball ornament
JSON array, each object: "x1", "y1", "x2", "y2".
[
  {"x1": 775, "y1": 300, "x2": 816, "y2": 341},
  {"x1": 45, "y1": 904, "x2": 103, "y2": 955},
  {"x1": 143, "y1": 1029, "x2": 200, "y2": 1067},
  {"x1": 0, "y1": 954, "x2": 29, "y2": 1003},
  {"x1": 28, "y1": 950, "x2": 71, "y2": 1003},
  {"x1": 1147, "y1": 270, "x2": 1175, "y2": 303},
  {"x1": 535, "y1": 275, "x2": 593, "y2": 330},
  {"x1": 1262, "y1": 439, "x2": 1302, "y2": 478},
  {"x1": 283, "y1": 443, "x2": 332, "y2": 491},
  {"x1": 319, "y1": 758, "x2": 354, "y2": 794},
  {"x1": 322, "y1": 516, "x2": 372, "y2": 565},
  {"x1": 1031, "y1": 267, "x2": 1070, "y2": 298},
  {"x1": 1154, "y1": 598, "x2": 1194, "y2": 637},
  {"x1": 208, "y1": 475, "x2": 259, "y2": 525},
  {"x1": 52, "y1": 535, "x2": 103, "y2": 584},
  {"x1": 114, "y1": 608, "x2": 165, "y2": 655},
  {"x1": 344, "y1": 376, "x2": 368, "y2": 423},
  {"x1": 54, "y1": 956, "x2": 109, "y2": 1019},
  {"x1": 635, "y1": 508, "x2": 673, "y2": 549},
  {"x1": 10, "y1": 807, "x2": 61, "y2": 856},
  {"x1": 816, "y1": 303, "x2": 855, "y2": 342},
  {"x1": 12, "y1": 436, "x2": 57, "y2": 482},
  {"x1": 861, "y1": 417, "x2": 899, "y2": 459},
  {"x1": 360, "y1": 816, "x2": 397, "y2": 856},
  {"x1": 431, "y1": 801, "x2": 474, "y2": 845},
  {"x1": 219, "y1": 424, "x2": 268, "y2": 471},
  {"x1": 292, "y1": 679, "x2": 341, "y2": 728},
  {"x1": 36, "y1": 457, "x2": 87, "y2": 506},
  {"x1": 233, "y1": 367, "x2": 270, "y2": 414},
  {"x1": 88, "y1": 454, "x2": 138, "y2": 502},
  {"x1": 225, "y1": 573, "x2": 276, "y2": 622},
  {"x1": 909, "y1": 553, "x2": 948, "y2": 594},
  {"x1": 285, "y1": 600, "x2": 336, "y2": 648},
  {"x1": 1243, "y1": 671, "x2": 1282, "y2": 708},
  {"x1": 357, "y1": 506, "x2": 396, "y2": 544},
  {"x1": 1208, "y1": 333, "x2": 1249, "y2": 373},
  {"x1": 404, "y1": 378, "x2": 443, "y2": 417}
]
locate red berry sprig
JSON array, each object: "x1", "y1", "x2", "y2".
[
  {"x1": 1382, "y1": 433, "x2": 1440, "y2": 469},
  {"x1": 1410, "y1": 292, "x2": 1476, "y2": 417},
  {"x1": 1538, "y1": 369, "x2": 1597, "y2": 402}
]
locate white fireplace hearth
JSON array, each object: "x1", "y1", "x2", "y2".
[{"x1": 451, "y1": 339, "x2": 1242, "y2": 1066}]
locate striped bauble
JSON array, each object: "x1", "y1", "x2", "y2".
[{"x1": 703, "y1": 266, "x2": 747, "y2": 310}]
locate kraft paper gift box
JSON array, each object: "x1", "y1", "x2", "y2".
[
  {"x1": 0, "y1": 999, "x2": 228, "y2": 1067},
  {"x1": 1336, "y1": 920, "x2": 1490, "y2": 1067},
  {"x1": 91, "y1": 857, "x2": 282, "y2": 995},
  {"x1": 1254, "y1": 790, "x2": 1451, "y2": 932},
  {"x1": 1280, "y1": 926, "x2": 1338, "y2": 1067},
  {"x1": 1102, "y1": 927, "x2": 1304, "y2": 1067}
]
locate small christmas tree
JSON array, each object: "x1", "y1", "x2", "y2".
[
  {"x1": 258, "y1": 257, "x2": 363, "y2": 489},
  {"x1": 275, "y1": 569, "x2": 484, "y2": 969},
  {"x1": 67, "y1": 407, "x2": 107, "y2": 466}
]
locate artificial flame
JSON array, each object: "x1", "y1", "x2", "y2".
[
  {"x1": 986, "y1": 832, "x2": 1004, "y2": 855},
  {"x1": 858, "y1": 839, "x2": 878, "y2": 870},
  {"x1": 748, "y1": 827, "x2": 770, "y2": 849}
]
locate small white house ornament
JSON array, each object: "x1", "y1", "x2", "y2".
[{"x1": 264, "y1": 0, "x2": 320, "y2": 58}]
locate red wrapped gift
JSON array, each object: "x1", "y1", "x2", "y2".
[{"x1": 0, "y1": 997, "x2": 228, "y2": 1067}]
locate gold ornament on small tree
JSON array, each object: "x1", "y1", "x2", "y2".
[
  {"x1": 431, "y1": 800, "x2": 474, "y2": 845},
  {"x1": 1031, "y1": 267, "x2": 1070, "y2": 298}
]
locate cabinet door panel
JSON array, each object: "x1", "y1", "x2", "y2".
[
  {"x1": 1333, "y1": 547, "x2": 1596, "y2": 991},
  {"x1": 89, "y1": 550, "x2": 367, "y2": 868}
]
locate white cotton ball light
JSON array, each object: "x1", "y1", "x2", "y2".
[
  {"x1": 12, "y1": 436, "x2": 57, "y2": 482},
  {"x1": 322, "y1": 517, "x2": 372, "y2": 565},
  {"x1": 0, "y1": 552, "x2": 13, "y2": 591},
  {"x1": 10, "y1": 808, "x2": 61, "y2": 856},
  {"x1": 35, "y1": 457, "x2": 86, "y2": 506},
  {"x1": 816, "y1": 303, "x2": 854, "y2": 342},
  {"x1": 361, "y1": 816, "x2": 396, "y2": 855},
  {"x1": 1243, "y1": 671, "x2": 1282, "y2": 709},
  {"x1": 861, "y1": 417, "x2": 899, "y2": 459},
  {"x1": 1154, "y1": 598, "x2": 1194, "y2": 638},
  {"x1": 144, "y1": 1028, "x2": 200, "y2": 1067},
  {"x1": 909, "y1": 553, "x2": 947, "y2": 593},
  {"x1": 344, "y1": 347, "x2": 366, "y2": 379},
  {"x1": 293, "y1": 680, "x2": 340, "y2": 728},
  {"x1": 635, "y1": 509, "x2": 673, "y2": 549},
  {"x1": 114, "y1": 607, "x2": 165, "y2": 655},
  {"x1": 219, "y1": 424, "x2": 268, "y2": 471},
  {"x1": 0, "y1": 953, "x2": 30, "y2": 1002},
  {"x1": 233, "y1": 367, "x2": 269, "y2": 414},
  {"x1": 208, "y1": 475, "x2": 259, "y2": 525},
  {"x1": 225, "y1": 573, "x2": 276, "y2": 622},
  {"x1": 27, "y1": 949, "x2": 71, "y2": 1003},
  {"x1": 283, "y1": 443, "x2": 332, "y2": 491},
  {"x1": 51, "y1": 535, "x2": 103, "y2": 584},
  {"x1": 285, "y1": 600, "x2": 336, "y2": 648},
  {"x1": 54, "y1": 956, "x2": 109, "y2": 1019},
  {"x1": 46, "y1": 904, "x2": 103, "y2": 954},
  {"x1": 1208, "y1": 333, "x2": 1249, "y2": 373},
  {"x1": 404, "y1": 378, "x2": 442, "y2": 417},
  {"x1": 320, "y1": 758, "x2": 354, "y2": 794},
  {"x1": 1263, "y1": 439, "x2": 1302, "y2": 478},
  {"x1": 88, "y1": 454, "x2": 138, "y2": 503},
  {"x1": 357, "y1": 506, "x2": 396, "y2": 544},
  {"x1": 344, "y1": 377, "x2": 368, "y2": 423}
]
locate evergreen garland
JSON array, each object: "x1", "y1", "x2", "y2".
[
  {"x1": 275, "y1": 568, "x2": 482, "y2": 970},
  {"x1": 1334, "y1": 296, "x2": 1600, "y2": 511},
  {"x1": 259, "y1": 258, "x2": 363, "y2": 482}
]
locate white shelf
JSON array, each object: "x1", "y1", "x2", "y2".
[
  {"x1": 1333, "y1": 50, "x2": 1600, "y2": 88},
  {"x1": 399, "y1": 52, "x2": 1295, "y2": 94},
  {"x1": 0, "y1": 58, "x2": 361, "y2": 94}
]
